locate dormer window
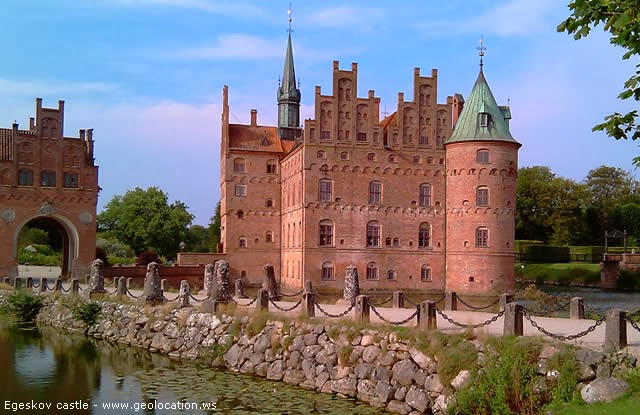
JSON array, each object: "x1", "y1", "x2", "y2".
[{"x1": 479, "y1": 112, "x2": 491, "y2": 128}]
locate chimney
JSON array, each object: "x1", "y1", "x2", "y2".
[
  {"x1": 12, "y1": 121, "x2": 18, "y2": 132},
  {"x1": 250, "y1": 109, "x2": 257, "y2": 127},
  {"x1": 79, "y1": 129, "x2": 86, "y2": 140}
]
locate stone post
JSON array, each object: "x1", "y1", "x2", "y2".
[
  {"x1": 178, "y1": 280, "x2": 191, "y2": 308},
  {"x1": 26, "y1": 277, "x2": 33, "y2": 289},
  {"x1": 262, "y1": 264, "x2": 279, "y2": 299},
  {"x1": 235, "y1": 279, "x2": 247, "y2": 298},
  {"x1": 445, "y1": 292, "x2": 457, "y2": 311},
  {"x1": 203, "y1": 262, "x2": 216, "y2": 297},
  {"x1": 116, "y1": 277, "x2": 127, "y2": 297},
  {"x1": 71, "y1": 279, "x2": 80, "y2": 295},
  {"x1": 88, "y1": 259, "x2": 107, "y2": 298},
  {"x1": 85, "y1": 274, "x2": 90, "y2": 285},
  {"x1": 392, "y1": 291, "x2": 404, "y2": 308},
  {"x1": 13, "y1": 278, "x2": 21, "y2": 290},
  {"x1": 570, "y1": 297, "x2": 585, "y2": 320},
  {"x1": 503, "y1": 302, "x2": 523, "y2": 336},
  {"x1": 2, "y1": 277, "x2": 9, "y2": 285},
  {"x1": 304, "y1": 280, "x2": 313, "y2": 293},
  {"x1": 604, "y1": 309, "x2": 627, "y2": 353},
  {"x1": 55, "y1": 279, "x2": 63, "y2": 292},
  {"x1": 142, "y1": 262, "x2": 164, "y2": 305},
  {"x1": 127, "y1": 277, "x2": 133, "y2": 289},
  {"x1": 499, "y1": 293, "x2": 513, "y2": 312},
  {"x1": 112, "y1": 277, "x2": 118, "y2": 291},
  {"x1": 215, "y1": 260, "x2": 231, "y2": 301},
  {"x1": 343, "y1": 265, "x2": 360, "y2": 304},
  {"x1": 160, "y1": 279, "x2": 168, "y2": 292},
  {"x1": 354, "y1": 295, "x2": 370, "y2": 324},
  {"x1": 303, "y1": 291, "x2": 316, "y2": 318},
  {"x1": 39, "y1": 278, "x2": 47, "y2": 293},
  {"x1": 257, "y1": 288, "x2": 269, "y2": 312},
  {"x1": 417, "y1": 301, "x2": 437, "y2": 330}
]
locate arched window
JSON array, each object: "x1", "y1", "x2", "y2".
[
  {"x1": 421, "y1": 265, "x2": 432, "y2": 282},
  {"x1": 366, "y1": 262, "x2": 378, "y2": 280},
  {"x1": 427, "y1": 157, "x2": 434, "y2": 164},
  {"x1": 476, "y1": 149, "x2": 490, "y2": 163},
  {"x1": 239, "y1": 237, "x2": 247, "y2": 248},
  {"x1": 419, "y1": 184, "x2": 432, "y2": 207},
  {"x1": 413, "y1": 155, "x2": 421, "y2": 164},
  {"x1": 385, "y1": 237, "x2": 392, "y2": 246},
  {"x1": 265, "y1": 231, "x2": 273, "y2": 243},
  {"x1": 18, "y1": 169, "x2": 33, "y2": 186},
  {"x1": 366, "y1": 221, "x2": 381, "y2": 247},
  {"x1": 388, "y1": 154, "x2": 396, "y2": 163},
  {"x1": 237, "y1": 210, "x2": 244, "y2": 219},
  {"x1": 317, "y1": 150, "x2": 326, "y2": 159},
  {"x1": 476, "y1": 186, "x2": 489, "y2": 206},
  {"x1": 235, "y1": 184, "x2": 247, "y2": 197},
  {"x1": 340, "y1": 151, "x2": 349, "y2": 160},
  {"x1": 321, "y1": 261, "x2": 334, "y2": 280},
  {"x1": 233, "y1": 158, "x2": 246, "y2": 173},
  {"x1": 266, "y1": 159, "x2": 277, "y2": 174},
  {"x1": 393, "y1": 237, "x2": 399, "y2": 247},
  {"x1": 319, "y1": 219, "x2": 333, "y2": 246},
  {"x1": 265, "y1": 198, "x2": 274, "y2": 208},
  {"x1": 41, "y1": 170, "x2": 56, "y2": 187},
  {"x1": 418, "y1": 222, "x2": 431, "y2": 248},
  {"x1": 387, "y1": 270, "x2": 397, "y2": 280},
  {"x1": 319, "y1": 179, "x2": 332, "y2": 202},
  {"x1": 476, "y1": 227, "x2": 489, "y2": 247},
  {"x1": 367, "y1": 152, "x2": 376, "y2": 161},
  {"x1": 368, "y1": 181, "x2": 382, "y2": 204}
]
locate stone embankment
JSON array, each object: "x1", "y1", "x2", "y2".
[{"x1": 2, "y1": 293, "x2": 637, "y2": 414}]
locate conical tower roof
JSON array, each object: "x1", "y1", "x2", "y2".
[
  {"x1": 445, "y1": 67, "x2": 519, "y2": 145},
  {"x1": 278, "y1": 32, "x2": 301, "y2": 103}
]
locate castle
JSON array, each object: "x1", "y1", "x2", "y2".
[
  {"x1": 0, "y1": 99, "x2": 99, "y2": 278},
  {"x1": 220, "y1": 33, "x2": 521, "y2": 295}
]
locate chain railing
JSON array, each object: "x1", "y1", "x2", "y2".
[
  {"x1": 521, "y1": 300, "x2": 572, "y2": 317},
  {"x1": 624, "y1": 314, "x2": 640, "y2": 334},
  {"x1": 268, "y1": 298, "x2": 302, "y2": 312},
  {"x1": 229, "y1": 295, "x2": 259, "y2": 307},
  {"x1": 456, "y1": 295, "x2": 500, "y2": 311},
  {"x1": 405, "y1": 293, "x2": 446, "y2": 307},
  {"x1": 313, "y1": 297, "x2": 356, "y2": 318},
  {"x1": 436, "y1": 307, "x2": 505, "y2": 329},
  {"x1": 584, "y1": 304, "x2": 607, "y2": 319},
  {"x1": 370, "y1": 295, "x2": 394, "y2": 307},
  {"x1": 187, "y1": 293, "x2": 211, "y2": 303},
  {"x1": 369, "y1": 303, "x2": 418, "y2": 325},
  {"x1": 61, "y1": 284, "x2": 72, "y2": 293},
  {"x1": 522, "y1": 309, "x2": 605, "y2": 341},
  {"x1": 279, "y1": 289, "x2": 305, "y2": 298},
  {"x1": 126, "y1": 288, "x2": 140, "y2": 299},
  {"x1": 31, "y1": 280, "x2": 41, "y2": 289}
]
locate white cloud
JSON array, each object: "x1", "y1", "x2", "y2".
[
  {"x1": 0, "y1": 79, "x2": 118, "y2": 96},
  {"x1": 102, "y1": 0, "x2": 264, "y2": 16},
  {"x1": 307, "y1": 6, "x2": 384, "y2": 29}
]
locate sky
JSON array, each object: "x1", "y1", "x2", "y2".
[{"x1": 2, "y1": 0, "x2": 639, "y2": 225}]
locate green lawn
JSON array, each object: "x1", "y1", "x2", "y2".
[{"x1": 516, "y1": 263, "x2": 601, "y2": 285}]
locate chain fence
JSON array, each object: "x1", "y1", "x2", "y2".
[
  {"x1": 522, "y1": 309, "x2": 605, "y2": 341},
  {"x1": 369, "y1": 303, "x2": 418, "y2": 325},
  {"x1": 585, "y1": 304, "x2": 607, "y2": 319},
  {"x1": 404, "y1": 293, "x2": 447, "y2": 307},
  {"x1": 126, "y1": 288, "x2": 140, "y2": 299},
  {"x1": 370, "y1": 295, "x2": 394, "y2": 307},
  {"x1": 229, "y1": 295, "x2": 259, "y2": 308},
  {"x1": 456, "y1": 295, "x2": 500, "y2": 311},
  {"x1": 521, "y1": 300, "x2": 572, "y2": 317},
  {"x1": 187, "y1": 294, "x2": 210, "y2": 303},
  {"x1": 436, "y1": 307, "x2": 505, "y2": 329},
  {"x1": 313, "y1": 298, "x2": 355, "y2": 318},
  {"x1": 31, "y1": 280, "x2": 41, "y2": 289},
  {"x1": 268, "y1": 298, "x2": 302, "y2": 312},
  {"x1": 279, "y1": 289, "x2": 305, "y2": 298}
]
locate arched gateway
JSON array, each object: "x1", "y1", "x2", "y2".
[{"x1": 0, "y1": 99, "x2": 98, "y2": 278}]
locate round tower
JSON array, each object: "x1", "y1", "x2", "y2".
[{"x1": 444, "y1": 64, "x2": 521, "y2": 295}]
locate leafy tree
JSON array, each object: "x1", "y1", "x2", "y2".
[
  {"x1": 208, "y1": 201, "x2": 222, "y2": 252},
  {"x1": 97, "y1": 187, "x2": 194, "y2": 258},
  {"x1": 558, "y1": 1, "x2": 640, "y2": 163},
  {"x1": 185, "y1": 225, "x2": 210, "y2": 253},
  {"x1": 18, "y1": 227, "x2": 50, "y2": 247},
  {"x1": 612, "y1": 202, "x2": 640, "y2": 243}
]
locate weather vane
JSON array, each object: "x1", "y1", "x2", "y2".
[
  {"x1": 477, "y1": 35, "x2": 487, "y2": 68},
  {"x1": 288, "y1": 1, "x2": 293, "y2": 33}
]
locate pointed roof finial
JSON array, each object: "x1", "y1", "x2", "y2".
[
  {"x1": 288, "y1": 1, "x2": 293, "y2": 34},
  {"x1": 477, "y1": 35, "x2": 487, "y2": 69}
]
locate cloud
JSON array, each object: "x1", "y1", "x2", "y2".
[
  {"x1": 102, "y1": 0, "x2": 264, "y2": 17},
  {"x1": 307, "y1": 6, "x2": 384, "y2": 29},
  {"x1": 0, "y1": 79, "x2": 118, "y2": 96}
]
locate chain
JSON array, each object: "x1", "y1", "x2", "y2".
[
  {"x1": 126, "y1": 288, "x2": 140, "y2": 299},
  {"x1": 584, "y1": 304, "x2": 606, "y2": 319},
  {"x1": 313, "y1": 298, "x2": 356, "y2": 318},
  {"x1": 405, "y1": 293, "x2": 446, "y2": 307},
  {"x1": 269, "y1": 298, "x2": 302, "y2": 311},
  {"x1": 370, "y1": 296, "x2": 394, "y2": 307},
  {"x1": 456, "y1": 295, "x2": 500, "y2": 310},
  {"x1": 232, "y1": 296, "x2": 259, "y2": 307},
  {"x1": 31, "y1": 281, "x2": 41, "y2": 288},
  {"x1": 522, "y1": 309, "x2": 605, "y2": 341},
  {"x1": 164, "y1": 294, "x2": 180, "y2": 302},
  {"x1": 521, "y1": 300, "x2": 572, "y2": 317},
  {"x1": 61, "y1": 284, "x2": 72, "y2": 293},
  {"x1": 369, "y1": 303, "x2": 418, "y2": 325},
  {"x1": 187, "y1": 294, "x2": 211, "y2": 303},
  {"x1": 436, "y1": 307, "x2": 505, "y2": 329},
  {"x1": 279, "y1": 289, "x2": 305, "y2": 298}
]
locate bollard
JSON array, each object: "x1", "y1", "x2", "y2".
[
  {"x1": 85, "y1": 274, "x2": 90, "y2": 285},
  {"x1": 113, "y1": 277, "x2": 119, "y2": 290},
  {"x1": 116, "y1": 277, "x2": 127, "y2": 297},
  {"x1": 127, "y1": 277, "x2": 133, "y2": 289},
  {"x1": 343, "y1": 265, "x2": 360, "y2": 304},
  {"x1": 604, "y1": 309, "x2": 627, "y2": 353},
  {"x1": 303, "y1": 291, "x2": 316, "y2": 318},
  {"x1": 71, "y1": 279, "x2": 80, "y2": 295},
  {"x1": 3, "y1": 277, "x2": 10, "y2": 285},
  {"x1": 262, "y1": 264, "x2": 279, "y2": 299},
  {"x1": 13, "y1": 278, "x2": 21, "y2": 290},
  {"x1": 161, "y1": 279, "x2": 168, "y2": 292},
  {"x1": 178, "y1": 280, "x2": 191, "y2": 308},
  {"x1": 26, "y1": 277, "x2": 33, "y2": 289},
  {"x1": 417, "y1": 301, "x2": 437, "y2": 330},
  {"x1": 257, "y1": 288, "x2": 269, "y2": 312},
  {"x1": 354, "y1": 295, "x2": 370, "y2": 324},
  {"x1": 392, "y1": 291, "x2": 405, "y2": 309},
  {"x1": 499, "y1": 293, "x2": 514, "y2": 312},
  {"x1": 55, "y1": 279, "x2": 62, "y2": 292},
  {"x1": 445, "y1": 292, "x2": 457, "y2": 311},
  {"x1": 503, "y1": 302, "x2": 523, "y2": 336},
  {"x1": 39, "y1": 278, "x2": 47, "y2": 293},
  {"x1": 235, "y1": 279, "x2": 247, "y2": 298},
  {"x1": 570, "y1": 297, "x2": 585, "y2": 320},
  {"x1": 304, "y1": 280, "x2": 313, "y2": 293}
]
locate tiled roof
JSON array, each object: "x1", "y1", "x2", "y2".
[
  {"x1": 228, "y1": 124, "x2": 284, "y2": 153},
  {"x1": 379, "y1": 112, "x2": 397, "y2": 129}
]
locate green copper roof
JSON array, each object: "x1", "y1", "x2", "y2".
[
  {"x1": 278, "y1": 33, "x2": 301, "y2": 104},
  {"x1": 445, "y1": 67, "x2": 519, "y2": 145}
]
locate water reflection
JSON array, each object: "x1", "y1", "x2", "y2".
[{"x1": 0, "y1": 323, "x2": 384, "y2": 414}]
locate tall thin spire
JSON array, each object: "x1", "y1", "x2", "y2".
[{"x1": 277, "y1": 1, "x2": 301, "y2": 139}]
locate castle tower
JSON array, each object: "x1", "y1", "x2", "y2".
[
  {"x1": 277, "y1": 9, "x2": 302, "y2": 141},
  {"x1": 444, "y1": 57, "x2": 521, "y2": 295}
]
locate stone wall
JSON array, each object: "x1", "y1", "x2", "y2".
[{"x1": 2, "y1": 293, "x2": 634, "y2": 414}]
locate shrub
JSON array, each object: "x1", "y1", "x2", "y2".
[
  {"x1": 523, "y1": 245, "x2": 570, "y2": 263},
  {"x1": 618, "y1": 270, "x2": 640, "y2": 291},
  {"x1": 71, "y1": 301, "x2": 102, "y2": 327},
  {"x1": 136, "y1": 251, "x2": 161, "y2": 266},
  {"x1": 5, "y1": 290, "x2": 44, "y2": 321},
  {"x1": 95, "y1": 246, "x2": 109, "y2": 266}
]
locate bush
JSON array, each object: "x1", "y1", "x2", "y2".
[
  {"x1": 95, "y1": 246, "x2": 109, "y2": 266},
  {"x1": 618, "y1": 270, "x2": 640, "y2": 291},
  {"x1": 107, "y1": 255, "x2": 136, "y2": 265},
  {"x1": 136, "y1": 251, "x2": 161, "y2": 266},
  {"x1": 71, "y1": 301, "x2": 102, "y2": 327},
  {"x1": 96, "y1": 237, "x2": 135, "y2": 258},
  {"x1": 523, "y1": 245, "x2": 570, "y2": 263},
  {"x1": 4, "y1": 290, "x2": 44, "y2": 321}
]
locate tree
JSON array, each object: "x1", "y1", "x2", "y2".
[
  {"x1": 185, "y1": 225, "x2": 210, "y2": 253},
  {"x1": 558, "y1": 1, "x2": 640, "y2": 163},
  {"x1": 97, "y1": 187, "x2": 194, "y2": 258},
  {"x1": 208, "y1": 201, "x2": 222, "y2": 252}
]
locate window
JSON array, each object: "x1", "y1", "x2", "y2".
[
  {"x1": 237, "y1": 210, "x2": 244, "y2": 219},
  {"x1": 419, "y1": 135, "x2": 429, "y2": 145},
  {"x1": 366, "y1": 263, "x2": 378, "y2": 280},
  {"x1": 479, "y1": 112, "x2": 490, "y2": 127},
  {"x1": 340, "y1": 151, "x2": 349, "y2": 161},
  {"x1": 373, "y1": 132, "x2": 379, "y2": 143},
  {"x1": 419, "y1": 184, "x2": 432, "y2": 207},
  {"x1": 477, "y1": 150, "x2": 490, "y2": 163},
  {"x1": 346, "y1": 89, "x2": 351, "y2": 101},
  {"x1": 476, "y1": 186, "x2": 489, "y2": 206},
  {"x1": 367, "y1": 153, "x2": 376, "y2": 161},
  {"x1": 421, "y1": 265, "x2": 432, "y2": 282},
  {"x1": 345, "y1": 130, "x2": 351, "y2": 140},
  {"x1": 413, "y1": 156, "x2": 421, "y2": 164},
  {"x1": 322, "y1": 261, "x2": 335, "y2": 280},
  {"x1": 357, "y1": 132, "x2": 367, "y2": 141},
  {"x1": 239, "y1": 238, "x2": 247, "y2": 248},
  {"x1": 265, "y1": 199, "x2": 274, "y2": 208},
  {"x1": 267, "y1": 160, "x2": 277, "y2": 174},
  {"x1": 387, "y1": 270, "x2": 397, "y2": 280},
  {"x1": 63, "y1": 172, "x2": 78, "y2": 188},
  {"x1": 368, "y1": 181, "x2": 382, "y2": 204},
  {"x1": 235, "y1": 184, "x2": 247, "y2": 197},
  {"x1": 476, "y1": 227, "x2": 489, "y2": 247},
  {"x1": 366, "y1": 221, "x2": 380, "y2": 247},
  {"x1": 388, "y1": 154, "x2": 396, "y2": 163},
  {"x1": 393, "y1": 237, "x2": 399, "y2": 247},
  {"x1": 418, "y1": 222, "x2": 431, "y2": 248},
  {"x1": 319, "y1": 179, "x2": 332, "y2": 202},
  {"x1": 364, "y1": 113, "x2": 368, "y2": 120},
  {"x1": 385, "y1": 237, "x2": 392, "y2": 246},
  {"x1": 18, "y1": 169, "x2": 33, "y2": 186},
  {"x1": 265, "y1": 231, "x2": 273, "y2": 243},
  {"x1": 427, "y1": 157, "x2": 433, "y2": 164},
  {"x1": 317, "y1": 150, "x2": 326, "y2": 159},
  {"x1": 346, "y1": 112, "x2": 351, "y2": 119},
  {"x1": 41, "y1": 170, "x2": 56, "y2": 187},
  {"x1": 233, "y1": 158, "x2": 245, "y2": 173},
  {"x1": 320, "y1": 131, "x2": 331, "y2": 140},
  {"x1": 319, "y1": 219, "x2": 333, "y2": 246}
]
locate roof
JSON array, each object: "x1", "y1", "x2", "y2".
[
  {"x1": 379, "y1": 112, "x2": 397, "y2": 129},
  {"x1": 228, "y1": 124, "x2": 284, "y2": 153},
  {"x1": 445, "y1": 68, "x2": 519, "y2": 145},
  {"x1": 277, "y1": 33, "x2": 301, "y2": 104}
]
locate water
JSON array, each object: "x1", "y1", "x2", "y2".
[
  {"x1": 0, "y1": 323, "x2": 383, "y2": 414},
  {"x1": 534, "y1": 285, "x2": 640, "y2": 312}
]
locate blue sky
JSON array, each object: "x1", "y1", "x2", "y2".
[{"x1": 2, "y1": 0, "x2": 639, "y2": 225}]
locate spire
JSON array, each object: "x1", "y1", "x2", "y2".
[
  {"x1": 477, "y1": 35, "x2": 486, "y2": 70},
  {"x1": 277, "y1": 2, "x2": 301, "y2": 138}
]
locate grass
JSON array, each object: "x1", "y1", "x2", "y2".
[{"x1": 516, "y1": 263, "x2": 600, "y2": 285}]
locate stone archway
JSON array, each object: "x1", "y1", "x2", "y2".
[{"x1": 14, "y1": 215, "x2": 79, "y2": 278}]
